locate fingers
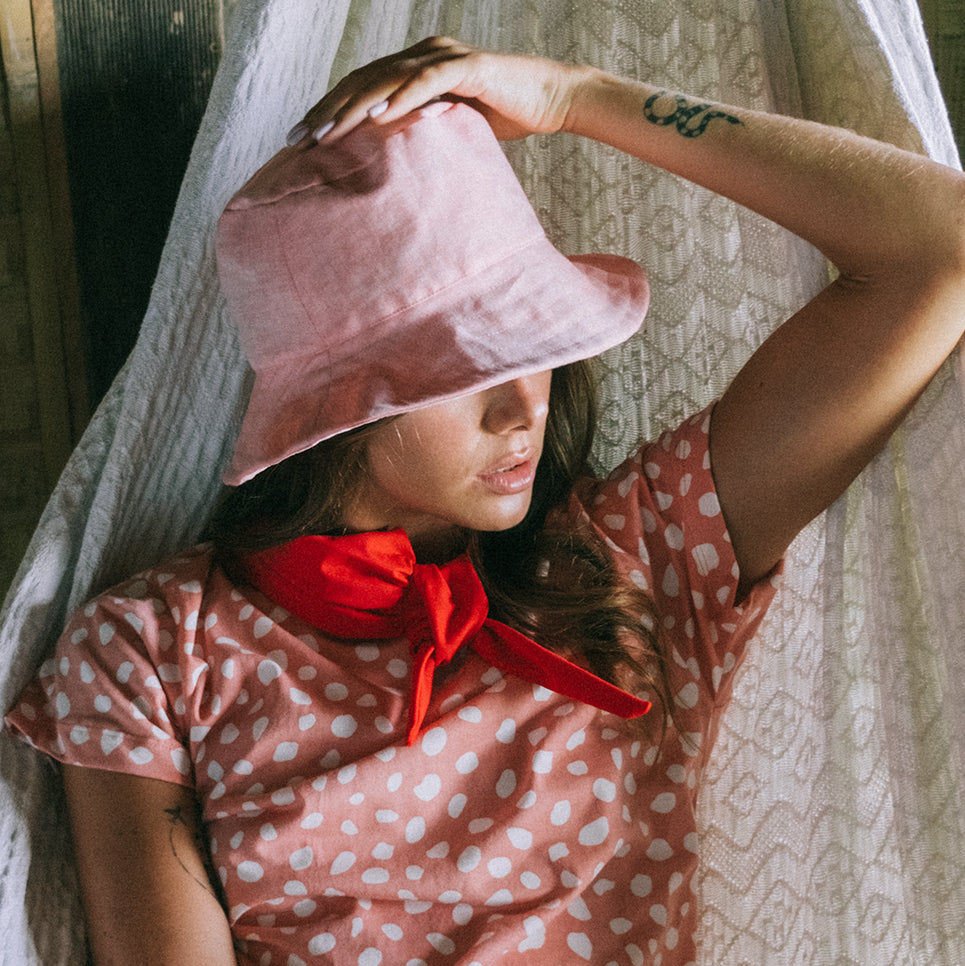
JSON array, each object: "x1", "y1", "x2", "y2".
[
  {"x1": 319, "y1": 50, "x2": 469, "y2": 140},
  {"x1": 284, "y1": 37, "x2": 576, "y2": 146},
  {"x1": 287, "y1": 36, "x2": 477, "y2": 145}
]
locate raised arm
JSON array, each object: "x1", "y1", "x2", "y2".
[
  {"x1": 296, "y1": 37, "x2": 965, "y2": 591},
  {"x1": 565, "y1": 69, "x2": 965, "y2": 590},
  {"x1": 62, "y1": 765, "x2": 238, "y2": 966}
]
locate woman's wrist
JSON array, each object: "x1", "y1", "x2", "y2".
[{"x1": 560, "y1": 65, "x2": 633, "y2": 139}]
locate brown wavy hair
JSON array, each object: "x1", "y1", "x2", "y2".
[{"x1": 205, "y1": 362, "x2": 672, "y2": 729}]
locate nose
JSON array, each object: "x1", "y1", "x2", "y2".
[{"x1": 482, "y1": 372, "x2": 551, "y2": 434}]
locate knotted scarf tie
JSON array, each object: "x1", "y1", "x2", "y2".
[{"x1": 239, "y1": 529, "x2": 651, "y2": 745}]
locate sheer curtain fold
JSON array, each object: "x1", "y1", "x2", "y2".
[{"x1": 0, "y1": 1, "x2": 961, "y2": 962}]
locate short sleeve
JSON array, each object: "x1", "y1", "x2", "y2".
[
  {"x1": 4, "y1": 549, "x2": 217, "y2": 786},
  {"x1": 564, "y1": 404, "x2": 782, "y2": 708}
]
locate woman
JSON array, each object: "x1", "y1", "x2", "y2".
[{"x1": 7, "y1": 37, "x2": 965, "y2": 966}]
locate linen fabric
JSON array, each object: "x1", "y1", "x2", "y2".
[
  {"x1": 8, "y1": 407, "x2": 780, "y2": 965},
  {"x1": 217, "y1": 102, "x2": 650, "y2": 485}
]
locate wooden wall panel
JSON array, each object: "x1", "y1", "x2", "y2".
[
  {"x1": 0, "y1": 0, "x2": 86, "y2": 596},
  {"x1": 0, "y1": 0, "x2": 224, "y2": 599},
  {"x1": 54, "y1": 0, "x2": 225, "y2": 404}
]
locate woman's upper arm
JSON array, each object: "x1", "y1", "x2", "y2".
[
  {"x1": 710, "y1": 263, "x2": 965, "y2": 593},
  {"x1": 62, "y1": 764, "x2": 238, "y2": 966}
]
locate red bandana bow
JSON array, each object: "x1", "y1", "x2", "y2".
[{"x1": 239, "y1": 530, "x2": 650, "y2": 745}]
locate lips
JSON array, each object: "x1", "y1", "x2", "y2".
[{"x1": 478, "y1": 450, "x2": 537, "y2": 495}]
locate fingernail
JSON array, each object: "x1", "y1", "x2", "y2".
[
  {"x1": 368, "y1": 100, "x2": 389, "y2": 118},
  {"x1": 312, "y1": 119, "x2": 335, "y2": 140},
  {"x1": 419, "y1": 100, "x2": 450, "y2": 119},
  {"x1": 286, "y1": 121, "x2": 309, "y2": 146}
]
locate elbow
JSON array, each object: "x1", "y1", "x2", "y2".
[
  {"x1": 923, "y1": 168, "x2": 965, "y2": 282},
  {"x1": 872, "y1": 167, "x2": 965, "y2": 289}
]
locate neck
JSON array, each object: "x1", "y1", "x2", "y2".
[
  {"x1": 338, "y1": 498, "x2": 469, "y2": 565},
  {"x1": 408, "y1": 526, "x2": 471, "y2": 565},
  {"x1": 330, "y1": 522, "x2": 470, "y2": 565}
]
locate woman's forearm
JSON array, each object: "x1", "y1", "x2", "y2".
[
  {"x1": 556, "y1": 63, "x2": 965, "y2": 585},
  {"x1": 563, "y1": 66, "x2": 965, "y2": 280}
]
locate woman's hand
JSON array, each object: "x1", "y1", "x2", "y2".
[{"x1": 288, "y1": 36, "x2": 589, "y2": 144}]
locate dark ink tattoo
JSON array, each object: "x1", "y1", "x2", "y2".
[
  {"x1": 164, "y1": 803, "x2": 224, "y2": 903},
  {"x1": 643, "y1": 91, "x2": 743, "y2": 138},
  {"x1": 163, "y1": 805, "x2": 186, "y2": 826}
]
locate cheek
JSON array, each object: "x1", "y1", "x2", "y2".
[{"x1": 367, "y1": 428, "x2": 473, "y2": 500}]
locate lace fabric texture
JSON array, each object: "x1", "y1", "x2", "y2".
[{"x1": 1, "y1": 1, "x2": 962, "y2": 963}]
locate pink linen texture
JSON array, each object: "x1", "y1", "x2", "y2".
[
  {"x1": 7, "y1": 406, "x2": 781, "y2": 966},
  {"x1": 216, "y1": 103, "x2": 649, "y2": 485}
]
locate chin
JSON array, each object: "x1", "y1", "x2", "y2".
[
  {"x1": 408, "y1": 493, "x2": 535, "y2": 542},
  {"x1": 471, "y1": 501, "x2": 533, "y2": 533}
]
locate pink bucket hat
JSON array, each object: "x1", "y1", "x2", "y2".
[{"x1": 216, "y1": 102, "x2": 649, "y2": 486}]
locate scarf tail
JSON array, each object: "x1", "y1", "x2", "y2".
[{"x1": 473, "y1": 621, "x2": 652, "y2": 720}]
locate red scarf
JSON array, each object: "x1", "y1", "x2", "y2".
[{"x1": 239, "y1": 530, "x2": 650, "y2": 745}]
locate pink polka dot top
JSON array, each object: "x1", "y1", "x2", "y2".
[{"x1": 7, "y1": 405, "x2": 781, "y2": 966}]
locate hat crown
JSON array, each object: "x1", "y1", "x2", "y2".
[{"x1": 218, "y1": 106, "x2": 545, "y2": 368}]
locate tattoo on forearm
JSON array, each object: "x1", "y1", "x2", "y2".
[{"x1": 643, "y1": 91, "x2": 742, "y2": 138}]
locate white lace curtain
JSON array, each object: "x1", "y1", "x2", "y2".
[{"x1": 1, "y1": 1, "x2": 963, "y2": 962}]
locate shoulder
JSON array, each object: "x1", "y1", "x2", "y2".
[
  {"x1": 560, "y1": 404, "x2": 782, "y2": 698},
  {"x1": 35, "y1": 543, "x2": 236, "y2": 697},
  {"x1": 6, "y1": 544, "x2": 229, "y2": 782},
  {"x1": 98, "y1": 542, "x2": 221, "y2": 602},
  {"x1": 72, "y1": 544, "x2": 226, "y2": 634},
  {"x1": 565, "y1": 405, "x2": 724, "y2": 579}
]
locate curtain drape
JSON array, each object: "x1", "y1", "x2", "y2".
[{"x1": 1, "y1": 1, "x2": 962, "y2": 962}]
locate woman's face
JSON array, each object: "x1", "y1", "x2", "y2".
[{"x1": 342, "y1": 372, "x2": 553, "y2": 557}]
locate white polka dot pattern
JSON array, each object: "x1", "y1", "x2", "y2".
[{"x1": 7, "y1": 404, "x2": 780, "y2": 965}]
